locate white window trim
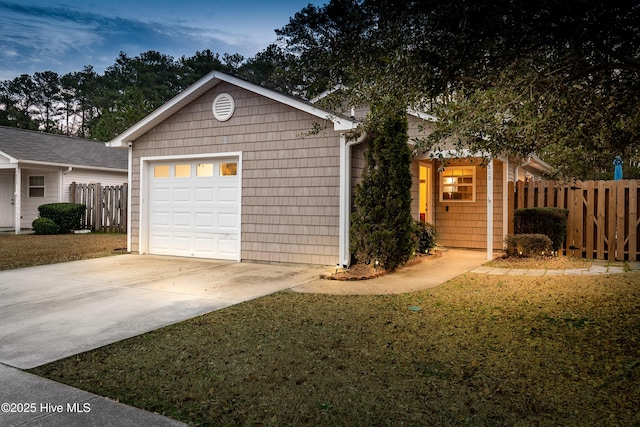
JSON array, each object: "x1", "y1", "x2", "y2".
[
  {"x1": 439, "y1": 166, "x2": 476, "y2": 203},
  {"x1": 28, "y1": 175, "x2": 45, "y2": 198}
]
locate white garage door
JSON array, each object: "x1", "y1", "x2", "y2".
[{"x1": 148, "y1": 158, "x2": 240, "y2": 260}]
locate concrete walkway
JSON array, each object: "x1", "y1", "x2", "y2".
[
  {"x1": 470, "y1": 260, "x2": 640, "y2": 276},
  {"x1": 292, "y1": 249, "x2": 491, "y2": 294}
]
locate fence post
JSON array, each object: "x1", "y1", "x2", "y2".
[
  {"x1": 629, "y1": 180, "x2": 638, "y2": 261},
  {"x1": 92, "y1": 183, "x2": 101, "y2": 232},
  {"x1": 508, "y1": 181, "x2": 514, "y2": 235},
  {"x1": 585, "y1": 181, "x2": 595, "y2": 259},
  {"x1": 596, "y1": 181, "x2": 606, "y2": 259},
  {"x1": 616, "y1": 180, "x2": 626, "y2": 260}
]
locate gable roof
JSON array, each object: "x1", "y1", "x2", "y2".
[
  {"x1": 0, "y1": 126, "x2": 127, "y2": 171},
  {"x1": 107, "y1": 71, "x2": 360, "y2": 148}
]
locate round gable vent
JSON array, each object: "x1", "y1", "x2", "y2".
[{"x1": 212, "y1": 93, "x2": 235, "y2": 122}]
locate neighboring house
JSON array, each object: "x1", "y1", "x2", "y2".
[
  {"x1": 107, "y1": 71, "x2": 549, "y2": 266},
  {"x1": 0, "y1": 126, "x2": 128, "y2": 232}
]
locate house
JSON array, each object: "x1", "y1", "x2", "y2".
[
  {"x1": 107, "y1": 71, "x2": 549, "y2": 266},
  {"x1": 0, "y1": 126, "x2": 128, "y2": 233}
]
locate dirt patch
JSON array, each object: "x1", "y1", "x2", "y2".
[{"x1": 0, "y1": 233, "x2": 127, "y2": 271}]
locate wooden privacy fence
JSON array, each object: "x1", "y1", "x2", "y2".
[
  {"x1": 509, "y1": 180, "x2": 639, "y2": 261},
  {"x1": 70, "y1": 182, "x2": 128, "y2": 233}
]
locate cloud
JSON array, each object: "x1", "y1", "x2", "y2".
[{"x1": 0, "y1": 0, "x2": 265, "y2": 79}]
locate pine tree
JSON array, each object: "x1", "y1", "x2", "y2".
[{"x1": 351, "y1": 107, "x2": 416, "y2": 270}]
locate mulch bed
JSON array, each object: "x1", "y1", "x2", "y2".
[{"x1": 321, "y1": 251, "x2": 442, "y2": 280}]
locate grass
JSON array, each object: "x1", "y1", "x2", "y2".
[
  {"x1": 29, "y1": 272, "x2": 640, "y2": 426},
  {"x1": 0, "y1": 233, "x2": 127, "y2": 270}
]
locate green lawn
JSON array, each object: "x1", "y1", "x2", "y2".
[{"x1": 30, "y1": 272, "x2": 640, "y2": 426}]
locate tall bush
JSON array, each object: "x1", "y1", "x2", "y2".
[
  {"x1": 351, "y1": 107, "x2": 415, "y2": 270},
  {"x1": 514, "y1": 207, "x2": 568, "y2": 251},
  {"x1": 37, "y1": 203, "x2": 85, "y2": 233}
]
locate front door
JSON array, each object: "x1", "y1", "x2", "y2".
[
  {"x1": 0, "y1": 175, "x2": 14, "y2": 228},
  {"x1": 419, "y1": 163, "x2": 433, "y2": 224}
]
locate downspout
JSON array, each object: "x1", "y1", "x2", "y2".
[
  {"x1": 14, "y1": 166, "x2": 21, "y2": 234},
  {"x1": 339, "y1": 131, "x2": 367, "y2": 267},
  {"x1": 126, "y1": 142, "x2": 133, "y2": 253},
  {"x1": 61, "y1": 167, "x2": 73, "y2": 202}
]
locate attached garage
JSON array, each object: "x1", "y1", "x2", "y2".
[
  {"x1": 107, "y1": 71, "x2": 359, "y2": 266},
  {"x1": 144, "y1": 155, "x2": 241, "y2": 260}
]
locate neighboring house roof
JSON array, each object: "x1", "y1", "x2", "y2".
[
  {"x1": 107, "y1": 71, "x2": 360, "y2": 147},
  {"x1": 0, "y1": 126, "x2": 127, "y2": 171}
]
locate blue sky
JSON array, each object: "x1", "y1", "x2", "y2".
[{"x1": 0, "y1": 0, "x2": 320, "y2": 81}]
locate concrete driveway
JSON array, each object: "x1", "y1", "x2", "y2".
[{"x1": 0, "y1": 255, "x2": 326, "y2": 369}]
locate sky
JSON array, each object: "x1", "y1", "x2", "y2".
[{"x1": 0, "y1": 0, "x2": 321, "y2": 81}]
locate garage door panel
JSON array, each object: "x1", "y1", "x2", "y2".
[
  {"x1": 195, "y1": 213, "x2": 214, "y2": 227},
  {"x1": 194, "y1": 237, "x2": 215, "y2": 252},
  {"x1": 218, "y1": 213, "x2": 238, "y2": 230},
  {"x1": 172, "y1": 212, "x2": 192, "y2": 227},
  {"x1": 195, "y1": 187, "x2": 215, "y2": 202},
  {"x1": 173, "y1": 187, "x2": 192, "y2": 202},
  {"x1": 218, "y1": 186, "x2": 239, "y2": 203},
  {"x1": 151, "y1": 188, "x2": 170, "y2": 202},
  {"x1": 149, "y1": 235, "x2": 170, "y2": 251},
  {"x1": 218, "y1": 237, "x2": 239, "y2": 256},
  {"x1": 148, "y1": 157, "x2": 240, "y2": 260},
  {"x1": 150, "y1": 211, "x2": 170, "y2": 226},
  {"x1": 173, "y1": 236, "x2": 192, "y2": 251}
]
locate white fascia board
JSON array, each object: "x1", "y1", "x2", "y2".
[
  {"x1": 12, "y1": 160, "x2": 126, "y2": 173},
  {"x1": 0, "y1": 150, "x2": 18, "y2": 163},
  {"x1": 408, "y1": 109, "x2": 438, "y2": 122},
  {"x1": 529, "y1": 156, "x2": 553, "y2": 173}
]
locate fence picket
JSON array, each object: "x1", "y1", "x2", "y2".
[
  {"x1": 629, "y1": 180, "x2": 638, "y2": 261},
  {"x1": 585, "y1": 181, "x2": 595, "y2": 259}
]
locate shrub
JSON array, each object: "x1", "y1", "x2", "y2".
[
  {"x1": 37, "y1": 203, "x2": 85, "y2": 233},
  {"x1": 351, "y1": 107, "x2": 415, "y2": 271},
  {"x1": 32, "y1": 217, "x2": 59, "y2": 235},
  {"x1": 414, "y1": 221, "x2": 437, "y2": 254},
  {"x1": 505, "y1": 234, "x2": 553, "y2": 257},
  {"x1": 514, "y1": 207, "x2": 568, "y2": 251}
]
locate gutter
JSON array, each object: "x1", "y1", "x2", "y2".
[{"x1": 339, "y1": 130, "x2": 367, "y2": 267}]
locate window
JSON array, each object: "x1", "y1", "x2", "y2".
[
  {"x1": 440, "y1": 166, "x2": 475, "y2": 202},
  {"x1": 220, "y1": 162, "x2": 237, "y2": 176},
  {"x1": 28, "y1": 175, "x2": 45, "y2": 197},
  {"x1": 174, "y1": 164, "x2": 191, "y2": 178},
  {"x1": 196, "y1": 163, "x2": 214, "y2": 177},
  {"x1": 154, "y1": 165, "x2": 170, "y2": 178}
]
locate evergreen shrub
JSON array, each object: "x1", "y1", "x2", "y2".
[
  {"x1": 32, "y1": 217, "x2": 59, "y2": 235},
  {"x1": 37, "y1": 203, "x2": 85, "y2": 233},
  {"x1": 514, "y1": 207, "x2": 568, "y2": 251},
  {"x1": 351, "y1": 107, "x2": 416, "y2": 270},
  {"x1": 505, "y1": 234, "x2": 554, "y2": 257}
]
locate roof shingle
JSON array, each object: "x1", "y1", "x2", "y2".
[{"x1": 0, "y1": 126, "x2": 127, "y2": 170}]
